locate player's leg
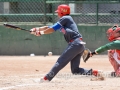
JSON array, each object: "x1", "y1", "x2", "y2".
[
  {"x1": 44, "y1": 42, "x2": 85, "y2": 81},
  {"x1": 70, "y1": 52, "x2": 92, "y2": 75},
  {"x1": 108, "y1": 50, "x2": 120, "y2": 76},
  {"x1": 108, "y1": 50, "x2": 119, "y2": 72},
  {"x1": 108, "y1": 50, "x2": 117, "y2": 71}
]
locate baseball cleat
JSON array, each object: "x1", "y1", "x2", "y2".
[
  {"x1": 92, "y1": 70, "x2": 103, "y2": 76},
  {"x1": 33, "y1": 77, "x2": 50, "y2": 83},
  {"x1": 40, "y1": 77, "x2": 50, "y2": 83},
  {"x1": 111, "y1": 72, "x2": 116, "y2": 77},
  {"x1": 91, "y1": 70, "x2": 105, "y2": 81}
]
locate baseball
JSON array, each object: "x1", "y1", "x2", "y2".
[{"x1": 48, "y1": 52, "x2": 52, "y2": 56}]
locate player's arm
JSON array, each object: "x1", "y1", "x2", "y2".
[
  {"x1": 82, "y1": 40, "x2": 120, "y2": 62},
  {"x1": 37, "y1": 16, "x2": 67, "y2": 34},
  {"x1": 92, "y1": 40, "x2": 120, "y2": 55},
  {"x1": 30, "y1": 23, "x2": 62, "y2": 36}
]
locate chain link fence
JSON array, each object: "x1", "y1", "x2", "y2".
[{"x1": 0, "y1": 0, "x2": 120, "y2": 25}]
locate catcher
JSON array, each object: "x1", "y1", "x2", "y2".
[
  {"x1": 84, "y1": 25, "x2": 120, "y2": 77},
  {"x1": 30, "y1": 4, "x2": 100, "y2": 82}
]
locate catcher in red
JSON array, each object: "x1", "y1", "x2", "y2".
[{"x1": 84, "y1": 25, "x2": 120, "y2": 77}]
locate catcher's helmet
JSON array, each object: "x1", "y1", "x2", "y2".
[
  {"x1": 107, "y1": 25, "x2": 120, "y2": 41},
  {"x1": 55, "y1": 4, "x2": 70, "y2": 17}
]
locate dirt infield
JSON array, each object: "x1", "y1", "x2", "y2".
[{"x1": 0, "y1": 55, "x2": 120, "y2": 90}]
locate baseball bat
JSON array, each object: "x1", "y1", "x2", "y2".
[{"x1": 3, "y1": 23, "x2": 30, "y2": 32}]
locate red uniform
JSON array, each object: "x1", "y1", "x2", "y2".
[{"x1": 108, "y1": 37, "x2": 120, "y2": 76}]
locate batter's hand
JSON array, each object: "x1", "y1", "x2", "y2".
[
  {"x1": 30, "y1": 28, "x2": 37, "y2": 34},
  {"x1": 34, "y1": 30, "x2": 41, "y2": 36},
  {"x1": 30, "y1": 27, "x2": 45, "y2": 36}
]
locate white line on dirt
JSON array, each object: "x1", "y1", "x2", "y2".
[
  {"x1": 0, "y1": 74, "x2": 44, "y2": 78},
  {"x1": 0, "y1": 83, "x2": 38, "y2": 90},
  {"x1": 0, "y1": 74, "x2": 43, "y2": 90}
]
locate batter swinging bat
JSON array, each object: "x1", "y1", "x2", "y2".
[{"x1": 3, "y1": 23, "x2": 30, "y2": 32}]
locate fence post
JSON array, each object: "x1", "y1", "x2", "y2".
[
  {"x1": 52, "y1": 4, "x2": 55, "y2": 24},
  {"x1": 96, "y1": 3, "x2": 99, "y2": 26},
  {"x1": 44, "y1": 0, "x2": 46, "y2": 25}
]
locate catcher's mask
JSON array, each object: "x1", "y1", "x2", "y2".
[
  {"x1": 55, "y1": 4, "x2": 70, "y2": 17},
  {"x1": 106, "y1": 25, "x2": 120, "y2": 41}
]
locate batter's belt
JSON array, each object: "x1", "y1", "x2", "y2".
[
  {"x1": 69, "y1": 38, "x2": 83, "y2": 43},
  {"x1": 69, "y1": 38, "x2": 86, "y2": 44}
]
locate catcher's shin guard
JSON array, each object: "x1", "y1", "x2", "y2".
[{"x1": 108, "y1": 50, "x2": 120, "y2": 73}]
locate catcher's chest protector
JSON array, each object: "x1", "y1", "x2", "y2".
[
  {"x1": 115, "y1": 50, "x2": 120, "y2": 60},
  {"x1": 114, "y1": 37, "x2": 120, "y2": 60},
  {"x1": 109, "y1": 37, "x2": 120, "y2": 60}
]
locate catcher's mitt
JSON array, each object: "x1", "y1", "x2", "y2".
[{"x1": 82, "y1": 48, "x2": 91, "y2": 63}]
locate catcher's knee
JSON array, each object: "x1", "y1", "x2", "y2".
[
  {"x1": 108, "y1": 50, "x2": 114, "y2": 56},
  {"x1": 108, "y1": 50, "x2": 114, "y2": 61}
]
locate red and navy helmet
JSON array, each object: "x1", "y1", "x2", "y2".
[
  {"x1": 107, "y1": 25, "x2": 120, "y2": 41},
  {"x1": 55, "y1": 4, "x2": 70, "y2": 17}
]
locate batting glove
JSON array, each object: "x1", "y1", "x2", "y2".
[
  {"x1": 34, "y1": 30, "x2": 41, "y2": 36},
  {"x1": 30, "y1": 28, "x2": 39, "y2": 34},
  {"x1": 34, "y1": 31, "x2": 44, "y2": 36}
]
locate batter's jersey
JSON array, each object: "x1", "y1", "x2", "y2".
[
  {"x1": 95, "y1": 40, "x2": 120, "y2": 54},
  {"x1": 57, "y1": 15, "x2": 82, "y2": 43}
]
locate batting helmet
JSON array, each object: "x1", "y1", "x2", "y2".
[
  {"x1": 107, "y1": 25, "x2": 120, "y2": 41},
  {"x1": 55, "y1": 4, "x2": 70, "y2": 17}
]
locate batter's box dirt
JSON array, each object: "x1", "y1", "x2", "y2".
[{"x1": 0, "y1": 56, "x2": 120, "y2": 90}]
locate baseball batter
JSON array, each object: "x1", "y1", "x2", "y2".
[
  {"x1": 90, "y1": 25, "x2": 120, "y2": 77},
  {"x1": 30, "y1": 4, "x2": 93, "y2": 82}
]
